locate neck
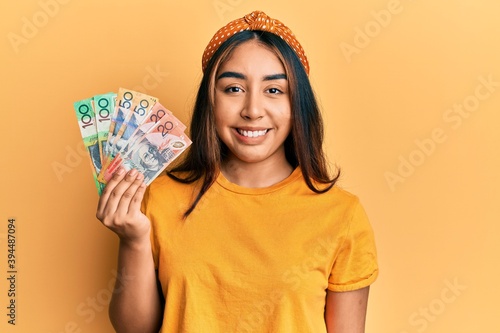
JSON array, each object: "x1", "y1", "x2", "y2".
[{"x1": 221, "y1": 157, "x2": 294, "y2": 188}]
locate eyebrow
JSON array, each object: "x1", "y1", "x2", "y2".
[
  {"x1": 264, "y1": 73, "x2": 287, "y2": 81},
  {"x1": 217, "y1": 71, "x2": 287, "y2": 81}
]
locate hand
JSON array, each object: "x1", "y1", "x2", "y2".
[{"x1": 96, "y1": 168, "x2": 151, "y2": 246}]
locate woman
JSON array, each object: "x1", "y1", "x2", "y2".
[{"x1": 97, "y1": 10, "x2": 378, "y2": 333}]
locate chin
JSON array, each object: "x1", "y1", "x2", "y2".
[{"x1": 232, "y1": 152, "x2": 275, "y2": 164}]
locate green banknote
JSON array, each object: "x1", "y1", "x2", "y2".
[
  {"x1": 93, "y1": 92, "x2": 116, "y2": 165},
  {"x1": 73, "y1": 97, "x2": 105, "y2": 194}
]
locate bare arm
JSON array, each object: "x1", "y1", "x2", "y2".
[
  {"x1": 96, "y1": 168, "x2": 163, "y2": 333},
  {"x1": 325, "y1": 287, "x2": 370, "y2": 333}
]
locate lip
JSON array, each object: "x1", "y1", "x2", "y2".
[{"x1": 236, "y1": 126, "x2": 270, "y2": 131}]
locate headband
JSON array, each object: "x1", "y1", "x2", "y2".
[{"x1": 202, "y1": 10, "x2": 310, "y2": 75}]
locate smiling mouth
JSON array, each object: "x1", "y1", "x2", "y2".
[{"x1": 236, "y1": 129, "x2": 269, "y2": 138}]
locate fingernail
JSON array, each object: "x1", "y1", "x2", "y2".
[
  {"x1": 136, "y1": 172, "x2": 144, "y2": 180},
  {"x1": 116, "y1": 167, "x2": 125, "y2": 175},
  {"x1": 129, "y1": 169, "x2": 137, "y2": 176}
]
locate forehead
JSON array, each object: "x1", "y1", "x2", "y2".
[{"x1": 217, "y1": 40, "x2": 286, "y2": 75}]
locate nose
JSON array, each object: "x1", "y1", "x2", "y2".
[{"x1": 240, "y1": 90, "x2": 264, "y2": 120}]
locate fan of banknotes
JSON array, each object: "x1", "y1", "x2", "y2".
[{"x1": 73, "y1": 88, "x2": 192, "y2": 195}]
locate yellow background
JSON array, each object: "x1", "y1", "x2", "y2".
[{"x1": 1, "y1": 0, "x2": 499, "y2": 332}]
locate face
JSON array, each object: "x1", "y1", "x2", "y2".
[
  {"x1": 134, "y1": 143, "x2": 162, "y2": 170},
  {"x1": 213, "y1": 40, "x2": 292, "y2": 167}
]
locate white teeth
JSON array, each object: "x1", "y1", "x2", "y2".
[{"x1": 238, "y1": 129, "x2": 267, "y2": 137}]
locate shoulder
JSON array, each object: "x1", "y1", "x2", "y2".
[
  {"x1": 306, "y1": 175, "x2": 362, "y2": 210},
  {"x1": 147, "y1": 172, "x2": 178, "y2": 197},
  {"x1": 326, "y1": 186, "x2": 369, "y2": 224},
  {"x1": 148, "y1": 171, "x2": 197, "y2": 193},
  {"x1": 306, "y1": 182, "x2": 372, "y2": 236},
  {"x1": 281, "y1": 169, "x2": 363, "y2": 212},
  {"x1": 326, "y1": 185, "x2": 360, "y2": 203},
  {"x1": 143, "y1": 171, "x2": 199, "y2": 211}
]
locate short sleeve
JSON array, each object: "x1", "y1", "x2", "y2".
[
  {"x1": 328, "y1": 199, "x2": 378, "y2": 292},
  {"x1": 141, "y1": 185, "x2": 159, "y2": 269}
]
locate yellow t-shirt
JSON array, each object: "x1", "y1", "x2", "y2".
[{"x1": 142, "y1": 168, "x2": 378, "y2": 333}]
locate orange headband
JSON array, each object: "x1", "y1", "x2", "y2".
[{"x1": 202, "y1": 10, "x2": 310, "y2": 75}]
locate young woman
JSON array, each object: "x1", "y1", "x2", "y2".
[{"x1": 96, "y1": 10, "x2": 378, "y2": 333}]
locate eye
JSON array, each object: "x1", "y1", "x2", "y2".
[
  {"x1": 225, "y1": 86, "x2": 243, "y2": 93},
  {"x1": 267, "y1": 87, "x2": 283, "y2": 94}
]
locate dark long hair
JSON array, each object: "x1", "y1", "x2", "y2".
[{"x1": 168, "y1": 30, "x2": 340, "y2": 217}]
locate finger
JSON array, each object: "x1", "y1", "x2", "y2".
[
  {"x1": 127, "y1": 175, "x2": 147, "y2": 215},
  {"x1": 96, "y1": 167, "x2": 126, "y2": 219},
  {"x1": 103, "y1": 169, "x2": 141, "y2": 219},
  {"x1": 115, "y1": 171, "x2": 145, "y2": 215}
]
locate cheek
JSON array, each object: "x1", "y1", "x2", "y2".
[
  {"x1": 274, "y1": 108, "x2": 292, "y2": 130},
  {"x1": 213, "y1": 98, "x2": 226, "y2": 125},
  {"x1": 213, "y1": 118, "x2": 232, "y2": 146},
  {"x1": 213, "y1": 111, "x2": 226, "y2": 135},
  {"x1": 213, "y1": 100, "x2": 238, "y2": 130},
  {"x1": 282, "y1": 122, "x2": 292, "y2": 139}
]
